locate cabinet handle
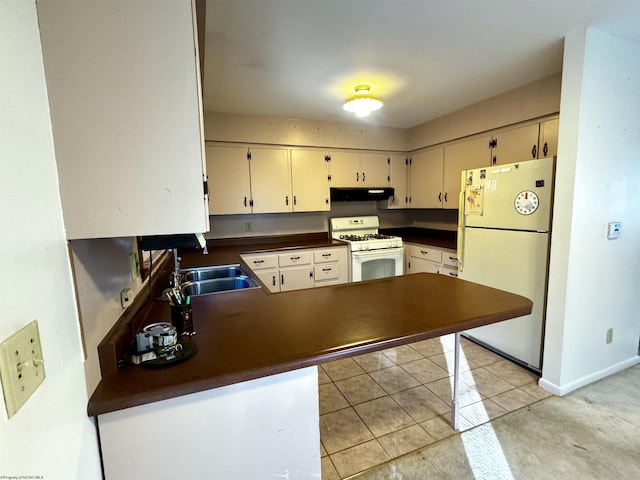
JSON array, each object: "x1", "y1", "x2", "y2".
[
  {"x1": 281, "y1": 274, "x2": 284, "y2": 285},
  {"x1": 531, "y1": 144, "x2": 537, "y2": 158},
  {"x1": 285, "y1": 195, "x2": 289, "y2": 205},
  {"x1": 420, "y1": 250, "x2": 429, "y2": 255},
  {"x1": 448, "y1": 271, "x2": 458, "y2": 277},
  {"x1": 444, "y1": 192, "x2": 448, "y2": 203},
  {"x1": 253, "y1": 260, "x2": 264, "y2": 265},
  {"x1": 543, "y1": 142, "x2": 549, "y2": 157},
  {"x1": 362, "y1": 172, "x2": 365, "y2": 182},
  {"x1": 356, "y1": 172, "x2": 359, "y2": 182},
  {"x1": 449, "y1": 256, "x2": 458, "y2": 262},
  {"x1": 322, "y1": 253, "x2": 332, "y2": 257},
  {"x1": 293, "y1": 195, "x2": 297, "y2": 205},
  {"x1": 244, "y1": 196, "x2": 247, "y2": 207},
  {"x1": 322, "y1": 268, "x2": 332, "y2": 272},
  {"x1": 272, "y1": 275, "x2": 276, "y2": 286},
  {"x1": 492, "y1": 156, "x2": 497, "y2": 165},
  {"x1": 438, "y1": 192, "x2": 441, "y2": 202},
  {"x1": 309, "y1": 271, "x2": 314, "y2": 278},
  {"x1": 290, "y1": 256, "x2": 300, "y2": 261}
]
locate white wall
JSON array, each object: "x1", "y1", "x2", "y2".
[
  {"x1": 0, "y1": 1, "x2": 102, "y2": 478},
  {"x1": 541, "y1": 27, "x2": 640, "y2": 394},
  {"x1": 70, "y1": 238, "x2": 144, "y2": 396},
  {"x1": 407, "y1": 73, "x2": 562, "y2": 150}
]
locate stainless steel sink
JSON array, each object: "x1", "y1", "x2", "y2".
[
  {"x1": 180, "y1": 276, "x2": 260, "y2": 296},
  {"x1": 180, "y1": 264, "x2": 248, "y2": 282}
]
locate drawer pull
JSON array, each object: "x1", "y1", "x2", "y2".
[
  {"x1": 290, "y1": 256, "x2": 301, "y2": 261},
  {"x1": 322, "y1": 268, "x2": 332, "y2": 272},
  {"x1": 420, "y1": 250, "x2": 429, "y2": 255},
  {"x1": 253, "y1": 260, "x2": 264, "y2": 264},
  {"x1": 322, "y1": 253, "x2": 332, "y2": 257},
  {"x1": 449, "y1": 256, "x2": 458, "y2": 261},
  {"x1": 448, "y1": 271, "x2": 458, "y2": 277}
]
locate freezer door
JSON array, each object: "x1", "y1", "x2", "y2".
[
  {"x1": 461, "y1": 157, "x2": 554, "y2": 232},
  {"x1": 459, "y1": 227, "x2": 550, "y2": 370}
]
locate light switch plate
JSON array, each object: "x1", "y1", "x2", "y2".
[{"x1": 0, "y1": 320, "x2": 45, "y2": 418}]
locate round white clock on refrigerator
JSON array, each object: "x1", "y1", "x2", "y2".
[{"x1": 514, "y1": 190, "x2": 539, "y2": 215}]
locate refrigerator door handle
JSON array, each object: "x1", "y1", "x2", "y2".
[{"x1": 457, "y1": 171, "x2": 466, "y2": 273}]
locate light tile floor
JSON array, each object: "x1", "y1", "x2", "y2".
[{"x1": 319, "y1": 334, "x2": 553, "y2": 480}]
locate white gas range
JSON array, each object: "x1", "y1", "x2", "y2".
[{"x1": 330, "y1": 216, "x2": 404, "y2": 282}]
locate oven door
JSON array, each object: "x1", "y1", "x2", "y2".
[{"x1": 351, "y1": 247, "x2": 404, "y2": 282}]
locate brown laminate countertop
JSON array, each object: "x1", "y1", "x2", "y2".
[{"x1": 88, "y1": 266, "x2": 531, "y2": 416}]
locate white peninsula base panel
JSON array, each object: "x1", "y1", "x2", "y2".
[{"x1": 97, "y1": 367, "x2": 320, "y2": 479}]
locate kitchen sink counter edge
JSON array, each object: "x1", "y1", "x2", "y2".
[{"x1": 87, "y1": 248, "x2": 531, "y2": 416}]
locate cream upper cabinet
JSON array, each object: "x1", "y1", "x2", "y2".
[
  {"x1": 360, "y1": 153, "x2": 391, "y2": 186},
  {"x1": 408, "y1": 147, "x2": 443, "y2": 208},
  {"x1": 491, "y1": 123, "x2": 540, "y2": 165},
  {"x1": 290, "y1": 150, "x2": 330, "y2": 212},
  {"x1": 539, "y1": 118, "x2": 559, "y2": 158},
  {"x1": 329, "y1": 151, "x2": 389, "y2": 187},
  {"x1": 443, "y1": 134, "x2": 492, "y2": 209},
  {"x1": 37, "y1": 0, "x2": 209, "y2": 239},
  {"x1": 329, "y1": 151, "x2": 361, "y2": 187},
  {"x1": 249, "y1": 147, "x2": 291, "y2": 214},
  {"x1": 206, "y1": 145, "x2": 252, "y2": 215},
  {"x1": 384, "y1": 154, "x2": 409, "y2": 209}
]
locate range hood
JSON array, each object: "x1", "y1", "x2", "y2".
[
  {"x1": 139, "y1": 233, "x2": 207, "y2": 251},
  {"x1": 330, "y1": 187, "x2": 394, "y2": 202}
]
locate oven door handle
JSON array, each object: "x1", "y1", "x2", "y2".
[{"x1": 351, "y1": 247, "x2": 404, "y2": 258}]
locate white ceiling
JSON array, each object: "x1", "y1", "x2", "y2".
[{"x1": 203, "y1": 0, "x2": 640, "y2": 129}]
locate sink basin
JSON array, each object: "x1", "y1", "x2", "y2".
[
  {"x1": 180, "y1": 264, "x2": 248, "y2": 282},
  {"x1": 180, "y1": 276, "x2": 260, "y2": 296}
]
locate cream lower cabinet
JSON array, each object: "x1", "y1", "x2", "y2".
[
  {"x1": 242, "y1": 246, "x2": 347, "y2": 293},
  {"x1": 405, "y1": 243, "x2": 458, "y2": 276}
]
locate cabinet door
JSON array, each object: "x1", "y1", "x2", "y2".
[
  {"x1": 329, "y1": 151, "x2": 360, "y2": 187},
  {"x1": 360, "y1": 153, "x2": 389, "y2": 186},
  {"x1": 443, "y1": 135, "x2": 491, "y2": 209},
  {"x1": 280, "y1": 266, "x2": 314, "y2": 292},
  {"x1": 406, "y1": 257, "x2": 440, "y2": 274},
  {"x1": 37, "y1": 0, "x2": 208, "y2": 238},
  {"x1": 386, "y1": 154, "x2": 408, "y2": 209},
  {"x1": 206, "y1": 145, "x2": 252, "y2": 215},
  {"x1": 539, "y1": 118, "x2": 559, "y2": 158},
  {"x1": 409, "y1": 147, "x2": 443, "y2": 208},
  {"x1": 492, "y1": 123, "x2": 540, "y2": 165},
  {"x1": 249, "y1": 147, "x2": 291, "y2": 214},
  {"x1": 254, "y1": 269, "x2": 280, "y2": 293},
  {"x1": 290, "y1": 150, "x2": 330, "y2": 212}
]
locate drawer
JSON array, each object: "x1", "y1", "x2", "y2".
[
  {"x1": 241, "y1": 254, "x2": 278, "y2": 270},
  {"x1": 440, "y1": 265, "x2": 459, "y2": 278},
  {"x1": 314, "y1": 264, "x2": 340, "y2": 281},
  {"x1": 313, "y1": 248, "x2": 341, "y2": 264},
  {"x1": 278, "y1": 251, "x2": 311, "y2": 267},
  {"x1": 406, "y1": 244, "x2": 442, "y2": 263},
  {"x1": 442, "y1": 250, "x2": 459, "y2": 268}
]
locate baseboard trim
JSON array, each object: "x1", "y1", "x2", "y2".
[{"x1": 539, "y1": 355, "x2": 640, "y2": 396}]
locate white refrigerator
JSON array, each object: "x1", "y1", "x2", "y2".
[{"x1": 457, "y1": 157, "x2": 555, "y2": 371}]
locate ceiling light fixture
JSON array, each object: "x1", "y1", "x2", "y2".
[{"x1": 343, "y1": 85, "x2": 383, "y2": 117}]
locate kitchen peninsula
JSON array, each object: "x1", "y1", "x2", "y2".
[{"x1": 88, "y1": 238, "x2": 531, "y2": 479}]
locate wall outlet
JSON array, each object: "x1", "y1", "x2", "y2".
[
  {"x1": 606, "y1": 328, "x2": 613, "y2": 344},
  {"x1": 245, "y1": 221, "x2": 252, "y2": 232},
  {"x1": 0, "y1": 320, "x2": 46, "y2": 418},
  {"x1": 121, "y1": 288, "x2": 133, "y2": 309}
]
